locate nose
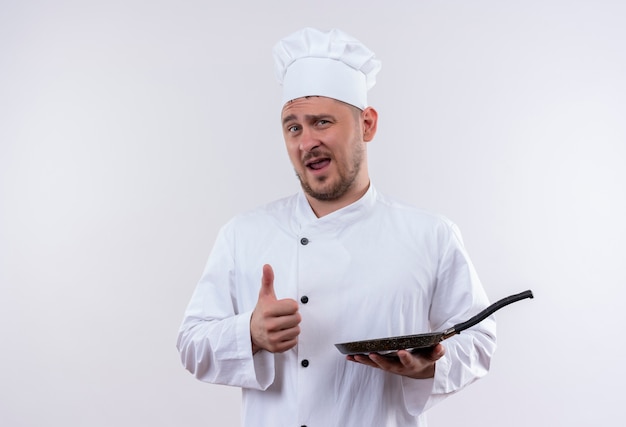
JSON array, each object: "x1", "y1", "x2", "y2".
[{"x1": 299, "y1": 126, "x2": 320, "y2": 152}]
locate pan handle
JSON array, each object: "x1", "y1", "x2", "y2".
[{"x1": 452, "y1": 290, "x2": 534, "y2": 334}]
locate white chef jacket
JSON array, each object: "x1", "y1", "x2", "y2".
[{"x1": 177, "y1": 185, "x2": 496, "y2": 427}]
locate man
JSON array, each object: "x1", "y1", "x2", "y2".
[{"x1": 177, "y1": 27, "x2": 496, "y2": 426}]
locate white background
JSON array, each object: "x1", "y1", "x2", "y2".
[{"x1": 1, "y1": 1, "x2": 625, "y2": 426}]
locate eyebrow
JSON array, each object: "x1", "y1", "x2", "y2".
[{"x1": 282, "y1": 114, "x2": 297, "y2": 126}]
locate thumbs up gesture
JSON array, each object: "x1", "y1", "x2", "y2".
[{"x1": 250, "y1": 264, "x2": 301, "y2": 354}]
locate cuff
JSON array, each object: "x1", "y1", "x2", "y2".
[
  {"x1": 233, "y1": 310, "x2": 275, "y2": 390},
  {"x1": 401, "y1": 353, "x2": 451, "y2": 415}
]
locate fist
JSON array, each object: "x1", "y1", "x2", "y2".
[{"x1": 250, "y1": 264, "x2": 301, "y2": 353}]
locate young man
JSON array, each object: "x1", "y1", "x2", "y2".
[{"x1": 177, "y1": 27, "x2": 496, "y2": 427}]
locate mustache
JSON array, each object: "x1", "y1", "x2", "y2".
[{"x1": 302, "y1": 149, "x2": 333, "y2": 163}]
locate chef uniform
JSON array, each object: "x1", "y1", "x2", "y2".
[{"x1": 177, "y1": 28, "x2": 496, "y2": 427}]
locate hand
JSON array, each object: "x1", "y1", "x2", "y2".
[
  {"x1": 346, "y1": 344, "x2": 446, "y2": 379},
  {"x1": 250, "y1": 264, "x2": 301, "y2": 354}
]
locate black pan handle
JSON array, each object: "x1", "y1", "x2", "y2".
[{"x1": 452, "y1": 290, "x2": 534, "y2": 334}]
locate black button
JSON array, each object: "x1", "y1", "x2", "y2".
[
  {"x1": 300, "y1": 295, "x2": 309, "y2": 304},
  {"x1": 300, "y1": 237, "x2": 309, "y2": 245},
  {"x1": 301, "y1": 359, "x2": 309, "y2": 367}
]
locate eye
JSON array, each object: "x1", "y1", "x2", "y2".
[
  {"x1": 287, "y1": 125, "x2": 300, "y2": 133},
  {"x1": 316, "y1": 119, "x2": 331, "y2": 127}
]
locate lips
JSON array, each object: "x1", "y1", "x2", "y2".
[{"x1": 306, "y1": 158, "x2": 331, "y2": 170}]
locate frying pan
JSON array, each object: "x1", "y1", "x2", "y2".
[{"x1": 335, "y1": 290, "x2": 533, "y2": 356}]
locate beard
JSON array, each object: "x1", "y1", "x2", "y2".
[{"x1": 295, "y1": 143, "x2": 365, "y2": 202}]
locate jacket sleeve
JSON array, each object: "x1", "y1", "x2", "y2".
[
  {"x1": 176, "y1": 224, "x2": 275, "y2": 390},
  {"x1": 402, "y1": 220, "x2": 497, "y2": 415}
]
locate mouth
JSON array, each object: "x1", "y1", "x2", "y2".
[{"x1": 305, "y1": 157, "x2": 331, "y2": 171}]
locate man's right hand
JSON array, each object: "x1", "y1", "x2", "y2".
[{"x1": 250, "y1": 264, "x2": 301, "y2": 354}]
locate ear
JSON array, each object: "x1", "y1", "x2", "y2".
[{"x1": 361, "y1": 107, "x2": 378, "y2": 142}]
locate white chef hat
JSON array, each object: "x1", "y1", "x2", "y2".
[{"x1": 273, "y1": 27, "x2": 382, "y2": 109}]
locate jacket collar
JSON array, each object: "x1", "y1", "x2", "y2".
[{"x1": 294, "y1": 183, "x2": 377, "y2": 230}]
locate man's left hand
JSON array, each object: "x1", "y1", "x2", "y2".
[{"x1": 346, "y1": 343, "x2": 445, "y2": 379}]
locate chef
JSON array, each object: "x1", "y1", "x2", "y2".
[{"x1": 177, "y1": 27, "x2": 496, "y2": 427}]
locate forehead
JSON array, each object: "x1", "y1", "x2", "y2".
[{"x1": 281, "y1": 96, "x2": 351, "y2": 120}]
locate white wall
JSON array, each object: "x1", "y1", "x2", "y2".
[{"x1": 1, "y1": 1, "x2": 624, "y2": 426}]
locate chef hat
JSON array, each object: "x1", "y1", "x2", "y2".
[{"x1": 273, "y1": 27, "x2": 381, "y2": 109}]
